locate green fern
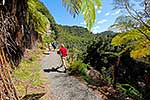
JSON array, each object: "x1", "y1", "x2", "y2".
[
  {"x1": 27, "y1": 0, "x2": 50, "y2": 34},
  {"x1": 112, "y1": 29, "x2": 150, "y2": 59},
  {"x1": 130, "y1": 40, "x2": 150, "y2": 58},
  {"x1": 62, "y1": 0, "x2": 102, "y2": 30}
]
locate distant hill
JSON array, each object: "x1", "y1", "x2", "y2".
[
  {"x1": 96, "y1": 31, "x2": 117, "y2": 36},
  {"x1": 54, "y1": 24, "x2": 92, "y2": 35}
]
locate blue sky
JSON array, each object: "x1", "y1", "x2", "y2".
[{"x1": 41, "y1": 0, "x2": 122, "y2": 33}]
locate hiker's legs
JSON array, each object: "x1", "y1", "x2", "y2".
[
  {"x1": 62, "y1": 58, "x2": 67, "y2": 69},
  {"x1": 61, "y1": 57, "x2": 67, "y2": 70}
]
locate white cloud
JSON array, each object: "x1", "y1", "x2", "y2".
[
  {"x1": 92, "y1": 30, "x2": 99, "y2": 34},
  {"x1": 80, "y1": 21, "x2": 86, "y2": 26},
  {"x1": 97, "y1": 10, "x2": 101, "y2": 14},
  {"x1": 91, "y1": 25, "x2": 101, "y2": 34},
  {"x1": 92, "y1": 26, "x2": 100, "y2": 30},
  {"x1": 97, "y1": 19, "x2": 107, "y2": 24},
  {"x1": 111, "y1": 9, "x2": 121, "y2": 15},
  {"x1": 105, "y1": 12, "x2": 110, "y2": 16}
]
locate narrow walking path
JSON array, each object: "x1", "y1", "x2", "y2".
[{"x1": 42, "y1": 51, "x2": 103, "y2": 100}]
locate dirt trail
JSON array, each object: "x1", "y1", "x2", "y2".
[{"x1": 42, "y1": 51, "x2": 103, "y2": 100}]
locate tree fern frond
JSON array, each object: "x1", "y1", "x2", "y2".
[
  {"x1": 62, "y1": 0, "x2": 82, "y2": 17},
  {"x1": 112, "y1": 27, "x2": 150, "y2": 59},
  {"x1": 82, "y1": 0, "x2": 95, "y2": 30},
  {"x1": 131, "y1": 46, "x2": 150, "y2": 59},
  {"x1": 62, "y1": 0, "x2": 101, "y2": 30},
  {"x1": 111, "y1": 30, "x2": 144, "y2": 46}
]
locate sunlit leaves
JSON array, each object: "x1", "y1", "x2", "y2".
[
  {"x1": 81, "y1": 0, "x2": 102, "y2": 30},
  {"x1": 112, "y1": 29, "x2": 150, "y2": 59},
  {"x1": 131, "y1": 39, "x2": 150, "y2": 58},
  {"x1": 62, "y1": 0, "x2": 102, "y2": 30},
  {"x1": 82, "y1": 0, "x2": 95, "y2": 30},
  {"x1": 28, "y1": 0, "x2": 50, "y2": 34},
  {"x1": 112, "y1": 30, "x2": 144, "y2": 46},
  {"x1": 62, "y1": 0, "x2": 82, "y2": 17}
]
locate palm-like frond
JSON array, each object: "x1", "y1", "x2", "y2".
[
  {"x1": 130, "y1": 40, "x2": 150, "y2": 59},
  {"x1": 112, "y1": 29, "x2": 150, "y2": 59},
  {"x1": 62, "y1": 0, "x2": 82, "y2": 17},
  {"x1": 112, "y1": 30, "x2": 145, "y2": 46},
  {"x1": 62, "y1": 0, "x2": 102, "y2": 30},
  {"x1": 109, "y1": 16, "x2": 135, "y2": 32}
]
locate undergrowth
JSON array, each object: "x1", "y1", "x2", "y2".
[{"x1": 12, "y1": 46, "x2": 46, "y2": 98}]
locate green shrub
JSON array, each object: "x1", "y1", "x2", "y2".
[
  {"x1": 69, "y1": 60, "x2": 82, "y2": 73},
  {"x1": 78, "y1": 63, "x2": 88, "y2": 75},
  {"x1": 117, "y1": 84, "x2": 142, "y2": 99},
  {"x1": 101, "y1": 67, "x2": 112, "y2": 84},
  {"x1": 69, "y1": 60, "x2": 88, "y2": 75}
]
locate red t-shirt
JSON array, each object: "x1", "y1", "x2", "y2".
[{"x1": 59, "y1": 47, "x2": 67, "y2": 57}]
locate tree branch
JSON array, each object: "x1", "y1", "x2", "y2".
[
  {"x1": 136, "y1": 27, "x2": 150, "y2": 41},
  {"x1": 124, "y1": 0, "x2": 150, "y2": 30},
  {"x1": 144, "y1": 0, "x2": 150, "y2": 18}
]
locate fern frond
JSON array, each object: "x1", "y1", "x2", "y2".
[
  {"x1": 62, "y1": 0, "x2": 102, "y2": 30},
  {"x1": 28, "y1": 0, "x2": 50, "y2": 34},
  {"x1": 131, "y1": 46, "x2": 150, "y2": 59},
  {"x1": 130, "y1": 39, "x2": 150, "y2": 58},
  {"x1": 112, "y1": 30, "x2": 144, "y2": 46},
  {"x1": 112, "y1": 28, "x2": 150, "y2": 59},
  {"x1": 62, "y1": 0, "x2": 82, "y2": 17}
]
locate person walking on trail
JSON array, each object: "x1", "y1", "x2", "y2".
[
  {"x1": 46, "y1": 43, "x2": 51, "y2": 52},
  {"x1": 51, "y1": 42, "x2": 57, "y2": 51},
  {"x1": 59, "y1": 43, "x2": 67, "y2": 72}
]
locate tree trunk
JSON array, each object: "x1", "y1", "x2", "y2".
[
  {"x1": 0, "y1": 50, "x2": 19, "y2": 100},
  {"x1": 144, "y1": 74, "x2": 150, "y2": 99},
  {"x1": 112, "y1": 57, "x2": 120, "y2": 88},
  {"x1": 0, "y1": 0, "x2": 28, "y2": 99}
]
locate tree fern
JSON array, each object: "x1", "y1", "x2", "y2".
[
  {"x1": 109, "y1": 16, "x2": 138, "y2": 32},
  {"x1": 112, "y1": 30, "x2": 145, "y2": 46},
  {"x1": 130, "y1": 39, "x2": 150, "y2": 59},
  {"x1": 112, "y1": 29, "x2": 150, "y2": 59}
]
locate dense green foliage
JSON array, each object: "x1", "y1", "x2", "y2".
[
  {"x1": 79, "y1": 30, "x2": 149, "y2": 99},
  {"x1": 83, "y1": 33, "x2": 119, "y2": 69},
  {"x1": 28, "y1": 0, "x2": 49, "y2": 34},
  {"x1": 54, "y1": 25, "x2": 96, "y2": 60}
]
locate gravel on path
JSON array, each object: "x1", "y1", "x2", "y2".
[{"x1": 42, "y1": 51, "x2": 103, "y2": 100}]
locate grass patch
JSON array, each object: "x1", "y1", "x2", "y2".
[{"x1": 13, "y1": 47, "x2": 46, "y2": 97}]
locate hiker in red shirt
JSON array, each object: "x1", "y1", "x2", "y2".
[{"x1": 59, "y1": 43, "x2": 67, "y2": 72}]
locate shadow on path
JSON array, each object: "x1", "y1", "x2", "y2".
[
  {"x1": 21, "y1": 93, "x2": 45, "y2": 100},
  {"x1": 43, "y1": 67, "x2": 65, "y2": 73}
]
